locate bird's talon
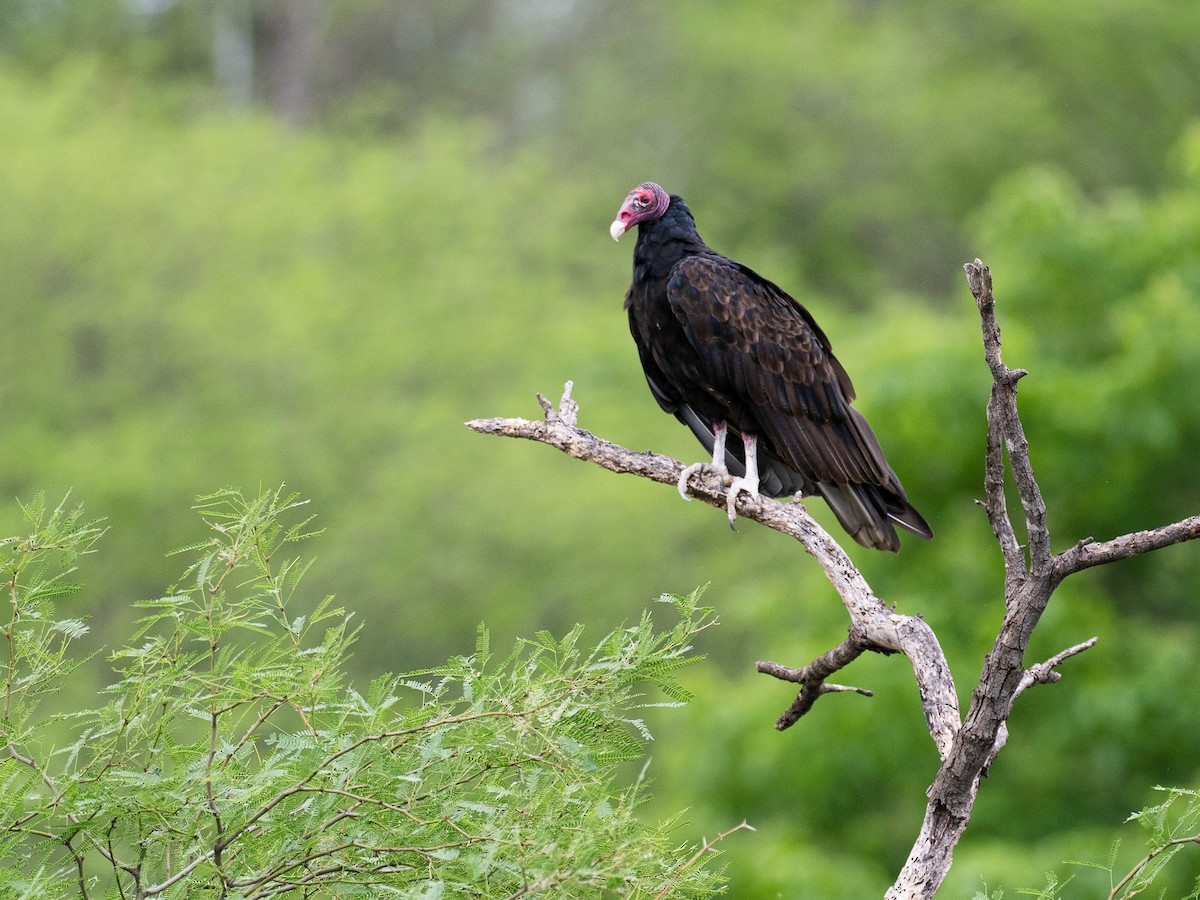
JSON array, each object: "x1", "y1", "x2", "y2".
[
  {"x1": 725, "y1": 476, "x2": 761, "y2": 526},
  {"x1": 677, "y1": 463, "x2": 705, "y2": 500}
]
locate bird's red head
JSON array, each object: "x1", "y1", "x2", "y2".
[{"x1": 610, "y1": 182, "x2": 671, "y2": 241}]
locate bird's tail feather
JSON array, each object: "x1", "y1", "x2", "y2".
[
  {"x1": 818, "y1": 482, "x2": 901, "y2": 552},
  {"x1": 885, "y1": 499, "x2": 934, "y2": 543},
  {"x1": 817, "y1": 482, "x2": 932, "y2": 553},
  {"x1": 674, "y1": 404, "x2": 932, "y2": 551}
]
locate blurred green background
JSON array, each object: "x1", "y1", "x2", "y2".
[{"x1": 3, "y1": 1, "x2": 1200, "y2": 895}]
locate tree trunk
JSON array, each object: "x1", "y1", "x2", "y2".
[
  {"x1": 213, "y1": 0, "x2": 254, "y2": 109},
  {"x1": 259, "y1": 0, "x2": 322, "y2": 126}
]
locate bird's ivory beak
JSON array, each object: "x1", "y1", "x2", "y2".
[{"x1": 609, "y1": 218, "x2": 628, "y2": 241}]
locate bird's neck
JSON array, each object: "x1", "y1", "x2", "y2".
[{"x1": 632, "y1": 200, "x2": 708, "y2": 288}]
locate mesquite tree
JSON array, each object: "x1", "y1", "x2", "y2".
[{"x1": 467, "y1": 260, "x2": 1200, "y2": 898}]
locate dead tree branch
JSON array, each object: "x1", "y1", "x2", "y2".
[
  {"x1": 887, "y1": 262, "x2": 1200, "y2": 899},
  {"x1": 466, "y1": 260, "x2": 1200, "y2": 898},
  {"x1": 468, "y1": 384, "x2": 962, "y2": 760},
  {"x1": 755, "y1": 631, "x2": 875, "y2": 730}
]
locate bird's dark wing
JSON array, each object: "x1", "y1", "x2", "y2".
[
  {"x1": 664, "y1": 254, "x2": 898, "y2": 491},
  {"x1": 625, "y1": 287, "x2": 680, "y2": 416}
]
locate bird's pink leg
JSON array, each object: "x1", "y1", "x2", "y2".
[
  {"x1": 677, "y1": 422, "x2": 729, "y2": 500},
  {"x1": 725, "y1": 433, "x2": 761, "y2": 524}
]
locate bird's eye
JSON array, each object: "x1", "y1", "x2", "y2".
[{"x1": 634, "y1": 193, "x2": 651, "y2": 208}]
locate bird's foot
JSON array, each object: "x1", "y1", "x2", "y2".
[
  {"x1": 676, "y1": 462, "x2": 707, "y2": 500},
  {"x1": 725, "y1": 476, "x2": 761, "y2": 527},
  {"x1": 679, "y1": 461, "x2": 734, "y2": 501}
]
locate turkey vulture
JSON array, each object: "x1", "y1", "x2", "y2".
[{"x1": 610, "y1": 181, "x2": 931, "y2": 552}]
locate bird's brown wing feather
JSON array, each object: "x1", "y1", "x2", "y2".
[{"x1": 665, "y1": 254, "x2": 899, "y2": 491}]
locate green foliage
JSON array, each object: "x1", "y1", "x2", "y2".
[
  {"x1": 0, "y1": 494, "x2": 104, "y2": 735},
  {"x1": 972, "y1": 786, "x2": 1200, "y2": 899},
  {"x1": 3, "y1": 1, "x2": 1200, "y2": 892},
  {"x1": 0, "y1": 489, "x2": 734, "y2": 897},
  {"x1": 7, "y1": 2, "x2": 1200, "y2": 298},
  {"x1": 0, "y1": 61, "x2": 635, "y2": 673},
  {"x1": 1105, "y1": 786, "x2": 1200, "y2": 899}
]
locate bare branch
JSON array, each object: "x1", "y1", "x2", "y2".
[
  {"x1": 756, "y1": 633, "x2": 873, "y2": 730},
  {"x1": 469, "y1": 391, "x2": 963, "y2": 760},
  {"x1": 966, "y1": 259, "x2": 1051, "y2": 578},
  {"x1": 892, "y1": 262, "x2": 1077, "y2": 897},
  {"x1": 1055, "y1": 517, "x2": 1200, "y2": 577},
  {"x1": 968, "y1": 262, "x2": 1025, "y2": 580},
  {"x1": 536, "y1": 380, "x2": 579, "y2": 427},
  {"x1": 894, "y1": 262, "x2": 1199, "y2": 898},
  {"x1": 1013, "y1": 636, "x2": 1099, "y2": 701}
]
